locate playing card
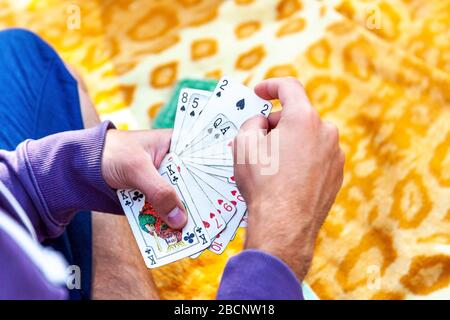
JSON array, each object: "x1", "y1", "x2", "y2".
[
  {"x1": 239, "y1": 211, "x2": 248, "y2": 228},
  {"x1": 117, "y1": 157, "x2": 211, "y2": 268},
  {"x1": 230, "y1": 228, "x2": 238, "y2": 241},
  {"x1": 185, "y1": 164, "x2": 246, "y2": 254},
  {"x1": 169, "y1": 153, "x2": 226, "y2": 238},
  {"x1": 182, "y1": 76, "x2": 272, "y2": 151},
  {"x1": 185, "y1": 136, "x2": 233, "y2": 158},
  {"x1": 119, "y1": 76, "x2": 272, "y2": 267},
  {"x1": 208, "y1": 209, "x2": 246, "y2": 255},
  {"x1": 153, "y1": 78, "x2": 217, "y2": 129},
  {"x1": 171, "y1": 88, "x2": 211, "y2": 153},
  {"x1": 186, "y1": 165, "x2": 246, "y2": 221},
  {"x1": 174, "y1": 89, "x2": 211, "y2": 154},
  {"x1": 180, "y1": 114, "x2": 236, "y2": 157},
  {"x1": 184, "y1": 161, "x2": 235, "y2": 184},
  {"x1": 184, "y1": 156, "x2": 234, "y2": 167},
  {"x1": 187, "y1": 167, "x2": 237, "y2": 223},
  {"x1": 182, "y1": 123, "x2": 236, "y2": 164}
]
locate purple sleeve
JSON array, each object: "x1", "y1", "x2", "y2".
[
  {"x1": 0, "y1": 121, "x2": 122, "y2": 241},
  {"x1": 0, "y1": 221, "x2": 67, "y2": 299},
  {"x1": 216, "y1": 249, "x2": 304, "y2": 300}
]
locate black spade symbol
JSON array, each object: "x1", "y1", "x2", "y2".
[
  {"x1": 214, "y1": 133, "x2": 220, "y2": 139},
  {"x1": 207, "y1": 128, "x2": 213, "y2": 134},
  {"x1": 190, "y1": 110, "x2": 195, "y2": 117},
  {"x1": 180, "y1": 105, "x2": 185, "y2": 111},
  {"x1": 216, "y1": 91, "x2": 221, "y2": 97},
  {"x1": 236, "y1": 98, "x2": 245, "y2": 110}
]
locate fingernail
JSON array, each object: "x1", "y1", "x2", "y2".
[{"x1": 167, "y1": 207, "x2": 186, "y2": 228}]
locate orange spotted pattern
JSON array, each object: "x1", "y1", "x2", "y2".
[{"x1": 1, "y1": 0, "x2": 448, "y2": 299}]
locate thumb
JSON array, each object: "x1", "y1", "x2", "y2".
[{"x1": 132, "y1": 162, "x2": 187, "y2": 229}]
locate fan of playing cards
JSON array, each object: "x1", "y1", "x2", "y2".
[{"x1": 117, "y1": 76, "x2": 272, "y2": 268}]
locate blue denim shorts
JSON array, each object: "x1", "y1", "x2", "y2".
[{"x1": 0, "y1": 28, "x2": 92, "y2": 300}]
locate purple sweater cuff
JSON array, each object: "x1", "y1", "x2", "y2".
[
  {"x1": 17, "y1": 121, "x2": 121, "y2": 239},
  {"x1": 217, "y1": 249, "x2": 304, "y2": 300}
]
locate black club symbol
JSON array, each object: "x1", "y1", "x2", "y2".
[
  {"x1": 195, "y1": 227, "x2": 202, "y2": 234},
  {"x1": 132, "y1": 191, "x2": 144, "y2": 202},
  {"x1": 125, "y1": 200, "x2": 131, "y2": 206},
  {"x1": 183, "y1": 232, "x2": 195, "y2": 244}
]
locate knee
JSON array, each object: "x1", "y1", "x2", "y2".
[
  {"x1": 0, "y1": 28, "x2": 44, "y2": 47},
  {"x1": 0, "y1": 28, "x2": 57, "y2": 62}
]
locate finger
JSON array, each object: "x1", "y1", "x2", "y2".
[
  {"x1": 254, "y1": 77, "x2": 312, "y2": 115},
  {"x1": 153, "y1": 128, "x2": 173, "y2": 150},
  {"x1": 240, "y1": 115, "x2": 269, "y2": 133},
  {"x1": 151, "y1": 129, "x2": 173, "y2": 166},
  {"x1": 233, "y1": 116, "x2": 268, "y2": 166},
  {"x1": 132, "y1": 161, "x2": 187, "y2": 229},
  {"x1": 134, "y1": 129, "x2": 173, "y2": 166},
  {"x1": 268, "y1": 111, "x2": 281, "y2": 129},
  {"x1": 323, "y1": 120, "x2": 340, "y2": 149}
]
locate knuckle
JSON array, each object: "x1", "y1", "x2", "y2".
[
  {"x1": 235, "y1": 131, "x2": 247, "y2": 146},
  {"x1": 242, "y1": 116, "x2": 267, "y2": 132},
  {"x1": 245, "y1": 117, "x2": 259, "y2": 129},
  {"x1": 339, "y1": 149, "x2": 346, "y2": 167},
  {"x1": 301, "y1": 107, "x2": 319, "y2": 124},
  {"x1": 325, "y1": 122, "x2": 339, "y2": 143},
  {"x1": 311, "y1": 107, "x2": 320, "y2": 120},
  {"x1": 126, "y1": 156, "x2": 145, "y2": 175},
  {"x1": 151, "y1": 184, "x2": 175, "y2": 205},
  {"x1": 239, "y1": 119, "x2": 251, "y2": 132},
  {"x1": 285, "y1": 76, "x2": 302, "y2": 87},
  {"x1": 289, "y1": 77, "x2": 307, "y2": 95},
  {"x1": 156, "y1": 128, "x2": 172, "y2": 143},
  {"x1": 235, "y1": 130, "x2": 251, "y2": 150},
  {"x1": 305, "y1": 106, "x2": 317, "y2": 118}
]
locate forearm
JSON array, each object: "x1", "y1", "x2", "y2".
[
  {"x1": 216, "y1": 249, "x2": 304, "y2": 300},
  {"x1": 0, "y1": 121, "x2": 121, "y2": 241},
  {"x1": 91, "y1": 213, "x2": 159, "y2": 300}
]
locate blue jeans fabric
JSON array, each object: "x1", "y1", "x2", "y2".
[{"x1": 0, "y1": 28, "x2": 92, "y2": 300}]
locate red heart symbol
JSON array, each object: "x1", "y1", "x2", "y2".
[
  {"x1": 217, "y1": 199, "x2": 223, "y2": 205},
  {"x1": 203, "y1": 221, "x2": 210, "y2": 228},
  {"x1": 177, "y1": 166, "x2": 181, "y2": 172},
  {"x1": 210, "y1": 212, "x2": 215, "y2": 218},
  {"x1": 231, "y1": 200, "x2": 237, "y2": 206},
  {"x1": 216, "y1": 233, "x2": 221, "y2": 239},
  {"x1": 231, "y1": 190, "x2": 237, "y2": 196},
  {"x1": 230, "y1": 176, "x2": 235, "y2": 181}
]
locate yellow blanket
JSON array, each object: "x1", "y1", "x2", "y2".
[{"x1": 1, "y1": 0, "x2": 448, "y2": 299}]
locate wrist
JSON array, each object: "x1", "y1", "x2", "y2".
[{"x1": 244, "y1": 201, "x2": 316, "y2": 282}]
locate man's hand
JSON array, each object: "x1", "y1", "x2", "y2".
[
  {"x1": 233, "y1": 77, "x2": 345, "y2": 281},
  {"x1": 101, "y1": 129, "x2": 187, "y2": 229}
]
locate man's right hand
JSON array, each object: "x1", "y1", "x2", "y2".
[{"x1": 233, "y1": 77, "x2": 345, "y2": 281}]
